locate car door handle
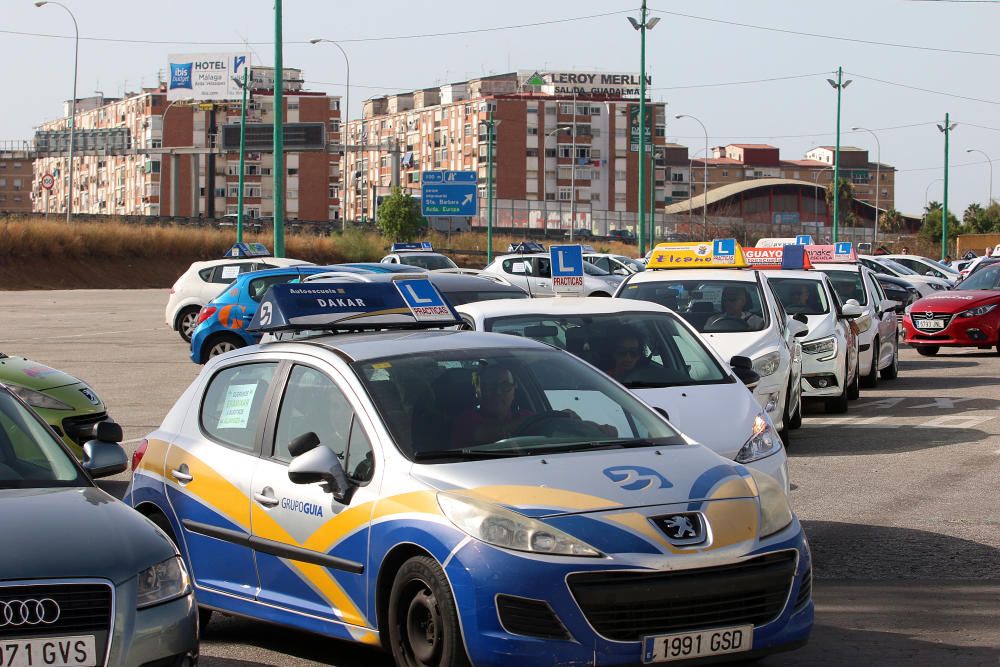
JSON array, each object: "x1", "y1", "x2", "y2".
[
  {"x1": 170, "y1": 464, "x2": 193, "y2": 483},
  {"x1": 254, "y1": 488, "x2": 279, "y2": 507}
]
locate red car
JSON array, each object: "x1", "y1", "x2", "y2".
[{"x1": 903, "y1": 264, "x2": 1000, "y2": 356}]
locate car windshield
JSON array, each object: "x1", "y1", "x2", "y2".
[
  {"x1": 0, "y1": 391, "x2": 86, "y2": 489},
  {"x1": 618, "y1": 279, "x2": 768, "y2": 333},
  {"x1": 485, "y1": 312, "x2": 730, "y2": 388},
  {"x1": 878, "y1": 258, "x2": 918, "y2": 275},
  {"x1": 957, "y1": 266, "x2": 1000, "y2": 290},
  {"x1": 353, "y1": 348, "x2": 683, "y2": 462},
  {"x1": 769, "y1": 278, "x2": 831, "y2": 315},
  {"x1": 443, "y1": 290, "x2": 529, "y2": 306},
  {"x1": 822, "y1": 270, "x2": 868, "y2": 306},
  {"x1": 614, "y1": 256, "x2": 646, "y2": 273},
  {"x1": 922, "y1": 258, "x2": 959, "y2": 275},
  {"x1": 401, "y1": 255, "x2": 458, "y2": 271},
  {"x1": 583, "y1": 262, "x2": 610, "y2": 276}
]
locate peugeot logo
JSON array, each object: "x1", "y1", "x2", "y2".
[
  {"x1": 0, "y1": 599, "x2": 61, "y2": 627},
  {"x1": 652, "y1": 512, "x2": 707, "y2": 546}
]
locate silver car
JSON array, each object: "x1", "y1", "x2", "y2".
[{"x1": 0, "y1": 384, "x2": 198, "y2": 667}]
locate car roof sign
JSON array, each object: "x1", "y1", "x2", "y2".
[
  {"x1": 645, "y1": 239, "x2": 748, "y2": 269},
  {"x1": 248, "y1": 278, "x2": 461, "y2": 333},
  {"x1": 806, "y1": 242, "x2": 856, "y2": 264},
  {"x1": 508, "y1": 241, "x2": 546, "y2": 253},
  {"x1": 390, "y1": 241, "x2": 433, "y2": 252},
  {"x1": 226, "y1": 242, "x2": 272, "y2": 259}
]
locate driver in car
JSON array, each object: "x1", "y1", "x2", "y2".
[
  {"x1": 705, "y1": 286, "x2": 764, "y2": 329},
  {"x1": 451, "y1": 366, "x2": 617, "y2": 447}
]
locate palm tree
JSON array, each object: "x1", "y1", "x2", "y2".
[
  {"x1": 824, "y1": 177, "x2": 855, "y2": 226},
  {"x1": 964, "y1": 203, "x2": 984, "y2": 226},
  {"x1": 879, "y1": 208, "x2": 904, "y2": 233}
]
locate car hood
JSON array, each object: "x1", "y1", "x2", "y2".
[
  {"x1": 0, "y1": 487, "x2": 177, "y2": 584},
  {"x1": 633, "y1": 383, "x2": 758, "y2": 459},
  {"x1": 911, "y1": 290, "x2": 1000, "y2": 314},
  {"x1": 799, "y1": 313, "x2": 837, "y2": 341},
  {"x1": 0, "y1": 355, "x2": 86, "y2": 392},
  {"x1": 411, "y1": 445, "x2": 755, "y2": 517},
  {"x1": 701, "y1": 329, "x2": 773, "y2": 363}
]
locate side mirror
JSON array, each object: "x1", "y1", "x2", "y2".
[
  {"x1": 841, "y1": 303, "x2": 864, "y2": 318},
  {"x1": 788, "y1": 319, "x2": 810, "y2": 338},
  {"x1": 82, "y1": 421, "x2": 123, "y2": 444},
  {"x1": 288, "y1": 444, "x2": 353, "y2": 503},
  {"x1": 654, "y1": 406, "x2": 671, "y2": 422},
  {"x1": 730, "y1": 356, "x2": 761, "y2": 389},
  {"x1": 81, "y1": 440, "x2": 128, "y2": 479},
  {"x1": 793, "y1": 313, "x2": 808, "y2": 325}
]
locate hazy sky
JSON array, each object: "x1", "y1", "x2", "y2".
[{"x1": 3, "y1": 0, "x2": 998, "y2": 216}]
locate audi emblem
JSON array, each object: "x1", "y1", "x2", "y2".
[{"x1": 0, "y1": 599, "x2": 61, "y2": 627}]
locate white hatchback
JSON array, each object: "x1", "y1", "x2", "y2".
[
  {"x1": 165, "y1": 256, "x2": 310, "y2": 341},
  {"x1": 615, "y1": 268, "x2": 806, "y2": 439},
  {"x1": 858, "y1": 255, "x2": 951, "y2": 296},
  {"x1": 457, "y1": 297, "x2": 789, "y2": 491},
  {"x1": 483, "y1": 253, "x2": 624, "y2": 297}
]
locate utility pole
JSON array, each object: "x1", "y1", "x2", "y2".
[
  {"x1": 628, "y1": 2, "x2": 659, "y2": 257},
  {"x1": 486, "y1": 108, "x2": 496, "y2": 263},
  {"x1": 273, "y1": 0, "x2": 285, "y2": 257},
  {"x1": 569, "y1": 91, "x2": 577, "y2": 242},
  {"x1": 827, "y1": 67, "x2": 852, "y2": 242},
  {"x1": 938, "y1": 113, "x2": 957, "y2": 260},
  {"x1": 235, "y1": 69, "x2": 249, "y2": 243}
]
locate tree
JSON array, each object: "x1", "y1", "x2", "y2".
[
  {"x1": 376, "y1": 187, "x2": 427, "y2": 242},
  {"x1": 963, "y1": 202, "x2": 1000, "y2": 234},
  {"x1": 879, "y1": 208, "x2": 905, "y2": 233},
  {"x1": 919, "y1": 206, "x2": 960, "y2": 244},
  {"x1": 824, "y1": 177, "x2": 855, "y2": 226}
]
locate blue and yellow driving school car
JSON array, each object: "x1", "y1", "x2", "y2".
[{"x1": 130, "y1": 279, "x2": 812, "y2": 667}]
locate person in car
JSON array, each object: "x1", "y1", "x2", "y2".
[
  {"x1": 706, "y1": 286, "x2": 764, "y2": 329},
  {"x1": 603, "y1": 326, "x2": 662, "y2": 385},
  {"x1": 451, "y1": 366, "x2": 535, "y2": 446}
]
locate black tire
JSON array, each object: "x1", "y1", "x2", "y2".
[
  {"x1": 201, "y1": 333, "x2": 246, "y2": 364},
  {"x1": 846, "y1": 360, "x2": 861, "y2": 400},
  {"x1": 789, "y1": 387, "x2": 803, "y2": 429},
  {"x1": 388, "y1": 556, "x2": 470, "y2": 667},
  {"x1": 147, "y1": 511, "x2": 212, "y2": 636},
  {"x1": 176, "y1": 307, "x2": 201, "y2": 343},
  {"x1": 825, "y1": 360, "x2": 849, "y2": 414},
  {"x1": 916, "y1": 345, "x2": 940, "y2": 357},
  {"x1": 881, "y1": 343, "x2": 899, "y2": 380},
  {"x1": 861, "y1": 339, "x2": 880, "y2": 389}
]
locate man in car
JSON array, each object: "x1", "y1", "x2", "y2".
[
  {"x1": 603, "y1": 326, "x2": 663, "y2": 385},
  {"x1": 706, "y1": 286, "x2": 764, "y2": 329},
  {"x1": 451, "y1": 366, "x2": 535, "y2": 446}
]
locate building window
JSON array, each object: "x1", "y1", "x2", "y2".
[
  {"x1": 615, "y1": 193, "x2": 627, "y2": 203},
  {"x1": 288, "y1": 168, "x2": 299, "y2": 176},
  {"x1": 575, "y1": 146, "x2": 591, "y2": 160},
  {"x1": 591, "y1": 192, "x2": 601, "y2": 202},
  {"x1": 655, "y1": 126, "x2": 665, "y2": 138},
  {"x1": 559, "y1": 103, "x2": 574, "y2": 115},
  {"x1": 722, "y1": 169, "x2": 728, "y2": 177},
  {"x1": 545, "y1": 192, "x2": 556, "y2": 201},
  {"x1": 558, "y1": 167, "x2": 572, "y2": 180},
  {"x1": 527, "y1": 148, "x2": 539, "y2": 157},
  {"x1": 245, "y1": 185, "x2": 262, "y2": 197},
  {"x1": 527, "y1": 127, "x2": 538, "y2": 136},
  {"x1": 558, "y1": 146, "x2": 572, "y2": 159},
  {"x1": 144, "y1": 160, "x2": 160, "y2": 174},
  {"x1": 227, "y1": 184, "x2": 240, "y2": 197},
  {"x1": 545, "y1": 106, "x2": 556, "y2": 115},
  {"x1": 545, "y1": 148, "x2": 557, "y2": 158},
  {"x1": 329, "y1": 185, "x2": 339, "y2": 198},
  {"x1": 558, "y1": 187, "x2": 572, "y2": 201},
  {"x1": 615, "y1": 170, "x2": 627, "y2": 181},
  {"x1": 672, "y1": 173, "x2": 683, "y2": 182}
]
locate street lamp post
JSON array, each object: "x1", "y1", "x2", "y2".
[
  {"x1": 309, "y1": 38, "x2": 350, "y2": 231},
  {"x1": 486, "y1": 109, "x2": 498, "y2": 263},
  {"x1": 232, "y1": 70, "x2": 250, "y2": 243},
  {"x1": 813, "y1": 165, "x2": 833, "y2": 225},
  {"x1": 548, "y1": 124, "x2": 575, "y2": 238},
  {"x1": 35, "y1": 0, "x2": 78, "y2": 223},
  {"x1": 851, "y1": 126, "x2": 881, "y2": 245},
  {"x1": 937, "y1": 114, "x2": 957, "y2": 260},
  {"x1": 966, "y1": 148, "x2": 993, "y2": 206},
  {"x1": 924, "y1": 178, "x2": 943, "y2": 212},
  {"x1": 161, "y1": 100, "x2": 183, "y2": 217},
  {"x1": 628, "y1": 1, "x2": 660, "y2": 257},
  {"x1": 826, "y1": 67, "x2": 852, "y2": 242},
  {"x1": 273, "y1": 0, "x2": 285, "y2": 257},
  {"x1": 675, "y1": 114, "x2": 709, "y2": 236}
]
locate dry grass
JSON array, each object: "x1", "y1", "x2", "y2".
[{"x1": 0, "y1": 219, "x2": 642, "y2": 269}]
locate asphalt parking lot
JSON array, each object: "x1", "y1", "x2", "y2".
[{"x1": 3, "y1": 288, "x2": 999, "y2": 666}]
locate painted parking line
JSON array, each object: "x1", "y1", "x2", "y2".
[
  {"x1": 802, "y1": 413, "x2": 997, "y2": 430},
  {"x1": 3, "y1": 328, "x2": 159, "y2": 342}
]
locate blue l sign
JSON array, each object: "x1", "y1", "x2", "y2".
[
  {"x1": 835, "y1": 242, "x2": 852, "y2": 255},
  {"x1": 550, "y1": 245, "x2": 584, "y2": 295},
  {"x1": 394, "y1": 279, "x2": 454, "y2": 321}
]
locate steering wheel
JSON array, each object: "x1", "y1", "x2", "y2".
[
  {"x1": 511, "y1": 410, "x2": 605, "y2": 438},
  {"x1": 704, "y1": 316, "x2": 751, "y2": 332}
]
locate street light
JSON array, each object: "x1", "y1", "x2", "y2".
[
  {"x1": 851, "y1": 126, "x2": 881, "y2": 245},
  {"x1": 35, "y1": 0, "x2": 78, "y2": 223},
  {"x1": 924, "y1": 178, "x2": 943, "y2": 212},
  {"x1": 937, "y1": 114, "x2": 957, "y2": 260},
  {"x1": 548, "y1": 122, "x2": 578, "y2": 241},
  {"x1": 826, "y1": 67, "x2": 852, "y2": 242},
  {"x1": 966, "y1": 148, "x2": 993, "y2": 206},
  {"x1": 485, "y1": 109, "x2": 501, "y2": 263},
  {"x1": 273, "y1": 0, "x2": 285, "y2": 257},
  {"x1": 813, "y1": 165, "x2": 834, "y2": 225},
  {"x1": 232, "y1": 71, "x2": 250, "y2": 243},
  {"x1": 310, "y1": 38, "x2": 350, "y2": 231},
  {"x1": 675, "y1": 114, "x2": 709, "y2": 235},
  {"x1": 628, "y1": 0, "x2": 659, "y2": 257}
]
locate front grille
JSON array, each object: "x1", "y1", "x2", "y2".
[
  {"x1": 911, "y1": 313, "x2": 953, "y2": 333},
  {"x1": 497, "y1": 595, "x2": 571, "y2": 640},
  {"x1": 0, "y1": 583, "x2": 112, "y2": 639},
  {"x1": 568, "y1": 552, "x2": 796, "y2": 641},
  {"x1": 794, "y1": 567, "x2": 812, "y2": 610},
  {"x1": 61, "y1": 412, "x2": 109, "y2": 444}
]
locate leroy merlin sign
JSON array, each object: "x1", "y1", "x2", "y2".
[
  {"x1": 629, "y1": 106, "x2": 654, "y2": 153},
  {"x1": 520, "y1": 71, "x2": 651, "y2": 97}
]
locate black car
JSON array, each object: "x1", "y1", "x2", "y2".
[
  {"x1": 875, "y1": 274, "x2": 919, "y2": 314},
  {"x1": 608, "y1": 229, "x2": 637, "y2": 243},
  {"x1": 571, "y1": 227, "x2": 597, "y2": 240}
]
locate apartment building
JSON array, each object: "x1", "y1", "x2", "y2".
[
  {"x1": 0, "y1": 148, "x2": 35, "y2": 214},
  {"x1": 32, "y1": 67, "x2": 341, "y2": 221},
  {"x1": 342, "y1": 72, "x2": 668, "y2": 231}
]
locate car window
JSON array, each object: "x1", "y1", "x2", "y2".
[
  {"x1": 210, "y1": 263, "x2": 252, "y2": 284},
  {"x1": 401, "y1": 255, "x2": 458, "y2": 271},
  {"x1": 200, "y1": 362, "x2": 278, "y2": 452},
  {"x1": 198, "y1": 267, "x2": 214, "y2": 282},
  {"x1": 582, "y1": 262, "x2": 610, "y2": 276},
  {"x1": 957, "y1": 266, "x2": 1000, "y2": 290},
  {"x1": 619, "y1": 280, "x2": 768, "y2": 333},
  {"x1": 536, "y1": 258, "x2": 552, "y2": 278},
  {"x1": 823, "y1": 270, "x2": 868, "y2": 306},
  {"x1": 0, "y1": 392, "x2": 85, "y2": 488},
  {"x1": 502, "y1": 259, "x2": 532, "y2": 275},
  {"x1": 770, "y1": 278, "x2": 831, "y2": 315},
  {"x1": 867, "y1": 273, "x2": 887, "y2": 304},
  {"x1": 442, "y1": 290, "x2": 529, "y2": 306},
  {"x1": 767, "y1": 284, "x2": 787, "y2": 335},
  {"x1": 589, "y1": 257, "x2": 611, "y2": 272},
  {"x1": 352, "y1": 348, "x2": 683, "y2": 462},
  {"x1": 486, "y1": 312, "x2": 729, "y2": 387},
  {"x1": 273, "y1": 365, "x2": 354, "y2": 464},
  {"x1": 248, "y1": 273, "x2": 298, "y2": 303}
]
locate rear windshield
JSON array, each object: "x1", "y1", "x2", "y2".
[
  {"x1": 619, "y1": 279, "x2": 768, "y2": 333},
  {"x1": 822, "y1": 270, "x2": 868, "y2": 306},
  {"x1": 0, "y1": 392, "x2": 86, "y2": 489},
  {"x1": 769, "y1": 278, "x2": 831, "y2": 315},
  {"x1": 401, "y1": 255, "x2": 458, "y2": 271},
  {"x1": 443, "y1": 290, "x2": 529, "y2": 306}
]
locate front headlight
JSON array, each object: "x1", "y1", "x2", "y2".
[
  {"x1": 438, "y1": 492, "x2": 602, "y2": 557},
  {"x1": 802, "y1": 335, "x2": 837, "y2": 361},
  {"x1": 8, "y1": 385, "x2": 74, "y2": 411},
  {"x1": 957, "y1": 303, "x2": 997, "y2": 318},
  {"x1": 928, "y1": 282, "x2": 945, "y2": 291},
  {"x1": 736, "y1": 415, "x2": 782, "y2": 464},
  {"x1": 752, "y1": 351, "x2": 781, "y2": 377},
  {"x1": 748, "y1": 469, "x2": 793, "y2": 538},
  {"x1": 136, "y1": 556, "x2": 190, "y2": 609}
]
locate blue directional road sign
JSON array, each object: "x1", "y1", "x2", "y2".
[
  {"x1": 550, "y1": 245, "x2": 585, "y2": 295},
  {"x1": 421, "y1": 170, "x2": 478, "y2": 217}
]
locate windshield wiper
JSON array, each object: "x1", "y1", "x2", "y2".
[
  {"x1": 624, "y1": 381, "x2": 677, "y2": 388},
  {"x1": 412, "y1": 449, "x2": 522, "y2": 462}
]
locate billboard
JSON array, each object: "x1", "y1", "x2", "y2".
[
  {"x1": 221, "y1": 123, "x2": 326, "y2": 151},
  {"x1": 629, "y1": 105, "x2": 653, "y2": 153},
  {"x1": 167, "y1": 53, "x2": 250, "y2": 101},
  {"x1": 520, "y1": 71, "x2": 651, "y2": 97}
]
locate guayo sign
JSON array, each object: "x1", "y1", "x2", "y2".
[
  {"x1": 522, "y1": 71, "x2": 652, "y2": 97},
  {"x1": 168, "y1": 52, "x2": 250, "y2": 101}
]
